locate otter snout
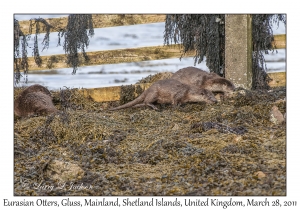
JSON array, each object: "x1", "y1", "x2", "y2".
[
  {"x1": 206, "y1": 97, "x2": 218, "y2": 104},
  {"x1": 202, "y1": 89, "x2": 218, "y2": 104},
  {"x1": 210, "y1": 96, "x2": 218, "y2": 103}
]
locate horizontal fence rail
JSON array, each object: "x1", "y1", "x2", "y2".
[
  {"x1": 20, "y1": 44, "x2": 194, "y2": 71},
  {"x1": 17, "y1": 34, "x2": 285, "y2": 71},
  {"x1": 272, "y1": 34, "x2": 286, "y2": 49},
  {"x1": 17, "y1": 14, "x2": 166, "y2": 35},
  {"x1": 267, "y1": 72, "x2": 286, "y2": 87}
]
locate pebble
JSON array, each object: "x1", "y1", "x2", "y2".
[
  {"x1": 45, "y1": 160, "x2": 84, "y2": 182},
  {"x1": 275, "y1": 98, "x2": 286, "y2": 104},
  {"x1": 233, "y1": 135, "x2": 243, "y2": 143},
  {"x1": 172, "y1": 124, "x2": 179, "y2": 130},
  {"x1": 254, "y1": 171, "x2": 266, "y2": 179},
  {"x1": 270, "y1": 106, "x2": 284, "y2": 124}
]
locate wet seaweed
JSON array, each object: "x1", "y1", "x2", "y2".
[
  {"x1": 14, "y1": 19, "x2": 29, "y2": 84},
  {"x1": 120, "y1": 85, "x2": 136, "y2": 105},
  {"x1": 136, "y1": 72, "x2": 173, "y2": 84},
  {"x1": 14, "y1": 86, "x2": 286, "y2": 196},
  {"x1": 191, "y1": 122, "x2": 248, "y2": 135},
  {"x1": 62, "y1": 14, "x2": 94, "y2": 74}
]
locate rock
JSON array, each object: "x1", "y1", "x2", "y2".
[
  {"x1": 275, "y1": 98, "x2": 286, "y2": 104},
  {"x1": 45, "y1": 160, "x2": 84, "y2": 182},
  {"x1": 254, "y1": 171, "x2": 266, "y2": 179},
  {"x1": 270, "y1": 106, "x2": 284, "y2": 125},
  {"x1": 238, "y1": 90, "x2": 246, "y2": 96},
  {"x1": 172, "y1": 124, "x2": 179, "y2": 131},
  {"x1": 233, "y1": 135, "x2": 243, "y2": 143},
  {"x1": 270, "y1": 106, "x2": 284, "y2": 124},
  {"x1": 215, "y1": 93, "x2": 222, "y2": 101}
]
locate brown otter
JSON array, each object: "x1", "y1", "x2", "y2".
[
  {"x1": 14, "y1": 84, "x2": 58, "y2": 117},
  {"x1": 109, "y1": 79, "x2": 217, "y2": 111},
  {"x1": 17, "y1": 84, "x2": 52, "y2": 97},
  {"x1": 202, "y1": 77, "x2": 236, "y2": 96},
  {"x1": 171, "y1": 67, "x2": 235, "y2": 96}
]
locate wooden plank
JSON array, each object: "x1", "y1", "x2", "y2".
[
  {"x1": 16, "y1": 44, "x2": 193, "y2": 72},
  {"x1": 272, "y1": 34, "x2": 286, "y2": 49},
  {"x1": 17, "y1": 14, "x2": 166, "y2": 35},
  {"x1": 268, "y1": 72, "x2": 286, "y2": 87}
]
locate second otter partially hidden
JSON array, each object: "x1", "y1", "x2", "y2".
[
  {"x1": 17, "y1": 84, "x2": 52, "y2": 97},
  {"x1": 109, "y1": 79, "x2": 217, "y2": 111},
  {"x1": 14, "y1": 84, "x2": 58, "y2": 117},
  {"x1": 171, "y1": 67, "x2": 235, "y2": 96}
]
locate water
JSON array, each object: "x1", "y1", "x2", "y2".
[{"x1": 14, "y1": 14, "x2": 286, "y2": 90}]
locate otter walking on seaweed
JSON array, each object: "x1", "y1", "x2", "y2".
[
  {"x1": 14, "y1": 84, "x2": 58, "y2": 117},
  {"x1": 109, "y1": 79, "x2": 217, "y2": 111},
  {"x1": 171, "y1": 67, "x2": 235, "y2": 97}
]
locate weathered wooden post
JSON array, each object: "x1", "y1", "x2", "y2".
[{"x1": 225, "y1": 14, "x2": 252, "y2": 89}]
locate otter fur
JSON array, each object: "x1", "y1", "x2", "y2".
[
  {"x1": 17, "y1": 84, "x2": 52, "y2": 97},
  {"x1": 109, "y1": 79, "x2": 217, "y2": 111},
  {"x1": 14, "y1": 84, "x2": 58, "y2": 117},
  {"x1": 171, "y1": 67, "x2": 235, "y2": 96}
]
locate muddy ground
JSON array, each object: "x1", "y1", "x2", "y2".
[{"x1": 14, "y1": 84, "x2": 286, "y2": 196}]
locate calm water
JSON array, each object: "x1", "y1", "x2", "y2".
[{"x1": 14, "y1": 14, "x2": 286, "y2": 90}]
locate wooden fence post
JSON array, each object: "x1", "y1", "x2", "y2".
[{"x1": 225, "y1": 14, "x2": 253, "y2": 89}]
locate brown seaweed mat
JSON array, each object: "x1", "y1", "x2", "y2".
[{"x1": 14, "y1": 86, "x2": 286, "y2": 196}]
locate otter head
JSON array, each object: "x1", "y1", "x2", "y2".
[
  {"x1": 187, "y1": 87, "x2": 217, "y2": 104},
  {"x1": 21, "y1": 84, "x2": 52, "y2": 97},
  {"x1": 204, "y1": 78, "x2": 235, "y2": 93}
]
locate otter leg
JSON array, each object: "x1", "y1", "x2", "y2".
[
  {"x1": 171, "y1": 102, "x2": 182, "y2": 110},
  {"x1": 172, "y1": 90, "x2": 186, "y2": 107},
  {"x1": 142, "y1": 91, "x2": 159, "y2": 110},
  {"x1": 146, "y1": 103, "x2": 158, "y2": 110}
]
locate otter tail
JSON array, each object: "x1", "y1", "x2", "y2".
[{"x1": 108, "y1": 91, "x2": 147, "y2": 111}]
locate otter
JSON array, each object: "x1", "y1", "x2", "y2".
[
  {"x1": 109, "y1": 79, "x2": 217, "y2": 111},
  {"x1": 17, "y1": 84, "x2": 52, "y2": 97},
  {"x1": 202, "y1": 77, "x2": 236, "y2": 96},
  {"x1": 14, "y1": 84, "x2": 58, "y2": 117},
  {"x1": 170, "y1": 67, "x2": 235, "y2": 96}
]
